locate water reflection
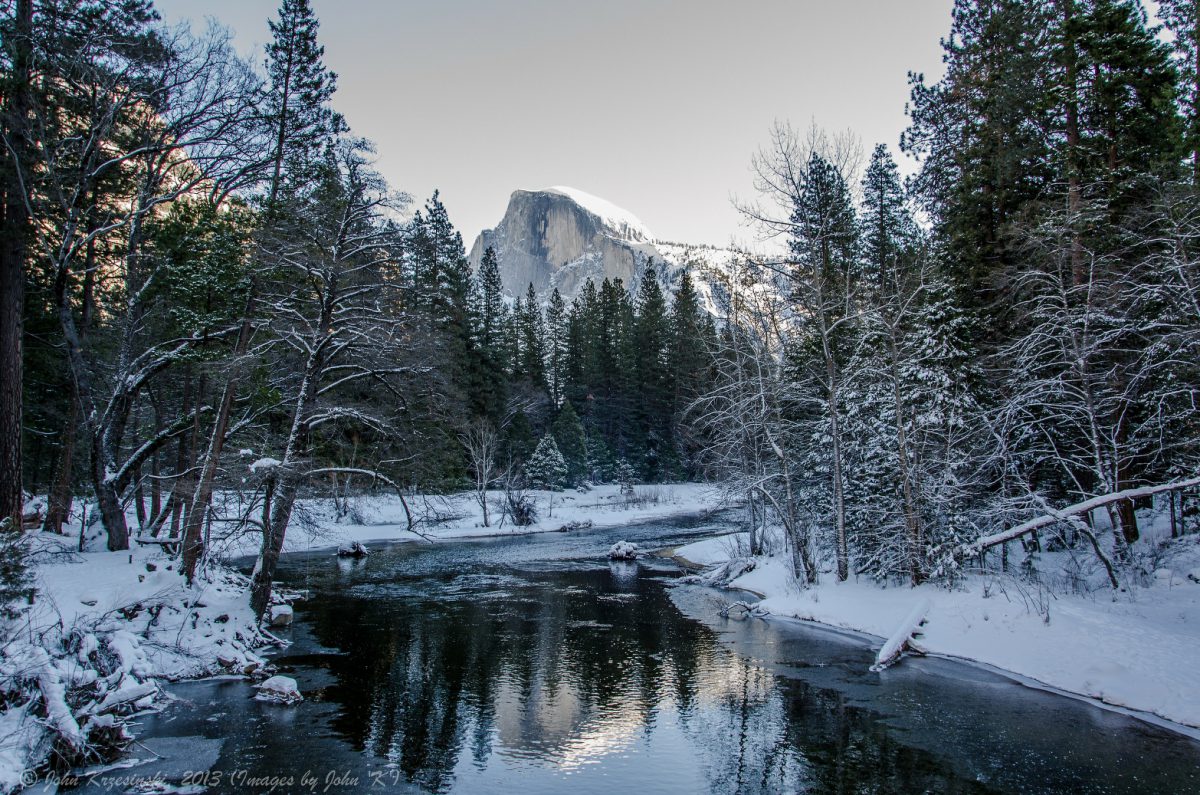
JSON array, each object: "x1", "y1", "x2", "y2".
[
  {"x1": 92, "y1": 523, "x2": 1200, "y2": 795},
  {"x1": 293, "y1": 550, "x2": 997, "y2": 794}
]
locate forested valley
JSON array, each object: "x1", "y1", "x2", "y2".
[{"x1": 2, "y1": 0, "x2": 1200, "y2": 787}]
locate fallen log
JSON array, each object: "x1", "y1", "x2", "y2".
[
  {"x1": 720, "y1": 600, "x2": 769, "y2": 619},
  {"x1": 870, "y1": 598, "x2": 931, "y2": 673},
  {"x1": 965, "y1": 476, "x2": 1200, "y2": 555}
]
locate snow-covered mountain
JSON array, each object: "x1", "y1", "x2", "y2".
[{"x1": 467, "y1": 186, "x2": 742, "y2": 310}]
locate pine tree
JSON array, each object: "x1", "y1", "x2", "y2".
[
  {"x1": 668, "y1": 271, "x2": 709, "y2": 404},
  {"x1": 474, "y1": 246, "x2": 507, "y2": 358},
  {"x1": 407, "y1": 191, "x2": 475, "y2": 430},
  {"x1": 613, "y1": 457, "x2": 639, "y2": 495},
  {"x1": 545, "y1": 288, "x2": 569, "y2": 406},
  {"x1": 514, "y1": 283, "x2": 546, "y2": 389},
  {"x1": 1160, "y1": 0, "x2": 1200, "y2": 178},
  {"x1": 525, "y1": 433, "x2": 567, "y2": 490},
  {"x1": 849, "y1": 143, "x2": 979, "y2": 583},
  {"x1": 411, "y1": 191, "x2": 472, "y2": 330},
  {"x1": 595, "y1": 278, "x2": 638, "y2": 462},
  {"x1": 469, "y1": 246, "x2": 509, "y2": 420},
  {"x1": 787, "y1": 151, "x2": 859, "y2": 581},
  {"x1": 586, "y1": 433, "x2": 615, "y2": 483},
  {"x1": 633, "y1": 263, "x2": 671, "y2": 480},
  {"x1": 902, "y1": 0, "x2": 1056, "y2": 320},
  {"x1": 861, "y1": 144, "x2": 917, "y2": 294},
  {"x1": 264, "y1": 0, "x2": 342, "y2": 200},
  {"x1": 552, "y1": 400, "x2": 587, "y2": 485},
  {"x1": 668, "y1": 270, "x2": 712, "y2": 475},
  {"x1": 565, "y1": 279, "x2": 600, "y2": 408},
  {"x1": 181, "y1": 0, "x2": 342, "y2": 573}
]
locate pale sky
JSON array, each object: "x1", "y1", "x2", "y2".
[{"x1": 153, "y1": 0, "x2": 953, "y2": 248}]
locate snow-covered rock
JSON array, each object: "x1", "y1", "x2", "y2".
[
  {"x1": 543, "y1": 186, "x2": 652, "y2": 240},
  {"x1": 608, "y1": 541, "x2": 639, "y2": 561},
  {"x1": 336, "y1": 540, "x2": 369, "y2": 558},
  {"x1": 467, "y1": 187, "x2": 763, "y2": 319},
  {"x1": 269, "y1": 604, "x2": 294, "y2": 627},
  {"x1": 255, "y1": 675, "x2": 302, "y2": 704},
  {"x1": 469, "y1": 187, "x2": 660, "y2": 301}
]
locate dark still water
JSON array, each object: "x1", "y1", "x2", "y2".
[{"x1": 88, "y1": 516, "x2": 1200, "y2": 794}]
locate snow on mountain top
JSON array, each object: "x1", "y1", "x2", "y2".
[{"x1": 542, "y1": 186, "x2": 652, "y2": 241}]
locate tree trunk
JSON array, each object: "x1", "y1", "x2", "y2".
[
  {"x1": 889, "y1": 333, "x2": 923, "y2": 585},
  {"x1": 1194, "y1": 2, "x2": 1200, "y2": 183},
  {"x1": 0, "y1": 0, "x2": 33, "y2": 531},
  {"x1": 43, "y1": 242, "x2": 95, "y2": 535},
  {"x1": 1170, "y1": 490, "x2": 1178, "y2": 538},
  {"x1": 169, "y1": 368, "x2": 195, "y2": 539},
  {"x1": 1058, "y1": 0, "x2": 1086, "y2": 287},
  {"x1": 90, "y1": 427, "x2": 129, "y2": 551},
  {"x1": 825, "y1": 337, "x2": 848, "y2": 582},
  {"x1": 182, "y1": 305, "x2": 251, "y2": 583},
  {"x1": 1114, "y1": 417, "x2": 1139, "y2": 545},
  {"x1": 181, "y1": 375, "x2": 236, "y2": 582},
  {"x1": 250, "y1": 476, "x2": 293, "y2": 619},
  {"x1": 42, "y1": 411, "x2": 76, "y2": 534}
]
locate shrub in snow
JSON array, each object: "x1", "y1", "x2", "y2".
[
  {"x1": 614, "y1": 458, "x2": 638, "y2": 496},
  {"x1": 0, "y1": 519, "x2": 31, "y2": 620},
  {"x1": 608, "y1": 541, "x2": 639, "y2": 560},
  {"x1": 525, "y1": 435, "x2": 568, "y2": 490},
  {"x1": 255, "y1": 675, "x2": 303, "y2": 704},
  {"x1": 504, "y1": 490, "x2": 538, "y2": 526}
]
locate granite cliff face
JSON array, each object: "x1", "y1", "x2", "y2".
[{"x1": 468, "y1": 187, "x2": 663, "y2": 300}]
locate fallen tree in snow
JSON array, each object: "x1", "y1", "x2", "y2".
[
  {"x1": 870, "y1": 598, "x2": 931, "y2": 672},
  {"x1": 961, "y1": 476, "x2": 1200, "y2": 589}
]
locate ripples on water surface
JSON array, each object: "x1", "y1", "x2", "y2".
[{"x1": 86, "y1": 516, "x2": 1200, "y2": 794}]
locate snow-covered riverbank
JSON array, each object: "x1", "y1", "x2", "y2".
[
  {"x1": 0, "y1": 483, "x2": 722, "y2": 790},
  {"x1": 0, "y1": 536, "x2": 273, "y2": 793},
  {"x1": 673, "y1": 528, "x2": 1200, "y2": 733},
  {"x1": 214, "y1": 482, "x2": 724, "y2": 558}
]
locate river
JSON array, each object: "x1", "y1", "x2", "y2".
[{"x1": 76, "y1": 514, "x2": 1200, "y2": 793}]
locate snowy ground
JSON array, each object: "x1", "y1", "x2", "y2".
[
  {"x1": 0, "y1": 536, "x2": 274, "y2": 793},
  {"x1": 213, "y1": 482, "x2": 723, "y2": 559},
  {"x1": 672, "y1": 521, "x2": 1200, "y2": 733}
]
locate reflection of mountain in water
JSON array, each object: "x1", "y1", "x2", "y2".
[{"x1": 297, "y1": 561, "x2": 989, "y2": 794}]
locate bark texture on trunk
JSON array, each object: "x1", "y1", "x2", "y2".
[{"x1": 0, "y1": 0, "x2": 34, "y2": 530}]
